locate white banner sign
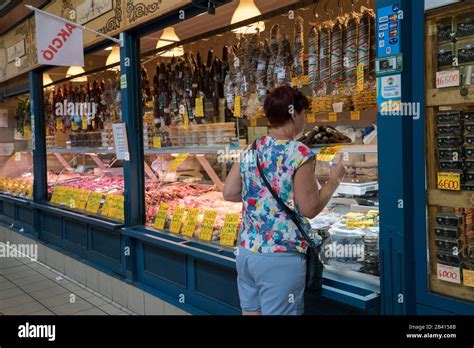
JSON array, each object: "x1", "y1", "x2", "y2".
[{"x1": 34, "y1": 9, "x2": 84, "y2": 66}]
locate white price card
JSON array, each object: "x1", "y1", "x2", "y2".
[
  {"x1": 437, "y1": 263, "x2": 461, "y2": 284},
  {"x1": 112, "y1": 123, "x2": 129, "y2": 161}
]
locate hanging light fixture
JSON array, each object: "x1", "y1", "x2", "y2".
[
  {"x1": 106, "y1": 46, "x2": 121, "y2": 71},
  {"x1": 156, "y1": 27, "x2": 184, "y2": 57},
  {"x1": 231, "y1": 0, "x2": 265, "y2": 34},
  {"x1": 43, "y1": 74, "x2": 53, "y2": 86},
  {"x1": 66, "y1": 66, "x2": 87, "y2": 82}
]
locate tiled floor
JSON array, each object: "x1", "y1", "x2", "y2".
[{"x1": 0, "y1": 244, "x2": 135, "y2": 315}]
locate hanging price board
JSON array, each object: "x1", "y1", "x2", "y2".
[
  {"x1": 351, "y1": 111, "x2": 361, "y2": 121},
  {"x1": 182, "y1": 208, "x2": 200, "y2": 237},
  {"x1": 195, "y1": 98, "x2": 204, "y2": 117},
  {"x1": 220, "y1": 213, "x2": 240, "y2": 246},
  {"x1": 234, "y1": 96, "x2": 242, "y2": 118},
  {"x1": 307, "y1": 113, "x2": 316, "y2": 124},
  {"x1": 168, "y1": 154, "x2": 189, "y2": 172},
  {"x1": 316, "y1": 146, "x2": 343, "y2": 162},
  {"x1": 328, "y1": 112, "x2": 338, "y2": 122},
  {"x1": 198, "y1": 210, "x2": 218, "y2": 241},
  {"x1": 169, "y1": 206, "x2": 185, "y2": 233},
  {"x1": 437, "y1": 172, "x2": 461, "y2": 191},
  {"x1": 85, "y1": 192, "x2": 103, "y2": 214},
  {"x1": 101, "y1": 194, "x2": 125, "y2": 221},
  {"x1": 153, "y1": 203, "x2": 169, "y2": 230},
  {"x1": 357, "y1": 64, "x2": 365, "y2": 92}
]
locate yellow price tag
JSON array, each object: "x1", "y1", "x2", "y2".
[
  {"x1": 437, "y1": 172, "x2": 461, "y2": 191},
  {"x1": 85, "y1": 192, "x2": 103, "y2": 214},
  {"x1": 146, "y1": 101, "x2": 154, "y2": 109},
  {"x1": 328, "y1": 112, "x2": 338, "y2": 122},
  {"x1": 169, "y1": 206, "x2": 186, "y2": 234},
  {"x1": 463, "y1": 269, "x2": 474, "y2": 287},
  {"x1": 82, "y1": 116, "x2": 88, "y2": 130},
  {"x1": 182, "y1": 208, "x2": 200, "y2": 237},
  {"x1": 357, "y1": 64, "x2": 365, "y2": 92},
  {"x1": 250, "y1": 118, "x2": 257, "y2": 127},
  {"x1": 307, "y1": 113, "x2": 316, "y2": 124},
  {"x1": 153, "y1": 136, "x2": 162, "y2": 149},
  {"x1": 234, "y1": 96, "x2": 241, "y2": 118},
  {"x1": 195, "y1": 98, "x2": 204, "y2": 117},
  {"x1": 220, "y1": 213, "x2": 240, "y2": 246},
  {"x1": 316, "y1": 146, "x2": 343, "y2": 162},
  {"x1": 301, "y1": 75, "x2": 309, "y2": 86},
  {"x1": 168, "y1": 154, "x2": 189, "y2": 172},
  {"x1": 153, "y1": 203, "x2": 169, "y2": 230},
  {"x1": 102, "y1": 194, "x2": 124, "y2": 221},
  {"x1": 351, "y1": 111, "x2": 361, "y2": 121},
  {"x1": 56, "y1": 118, "x2": 63, "y2": 130},
  {"x1": 50, "y1": 186, "x2": 65, "y2": 204},
  {"x1": 71, "y1": 122, "x2": 78, "y2": 131},
  {"x1": 199, "y1": 210, "x2": 218, "y2": 241}
]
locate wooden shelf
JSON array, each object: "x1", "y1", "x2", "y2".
[{"x1": 426, "y1": 88, "x2": 474, "y2": 107}]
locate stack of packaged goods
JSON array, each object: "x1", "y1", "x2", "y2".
[
  {"x1": 169, "y1": 123, "x2": 236, "y2": 147},
  {"x1": 435, "y1": 210, "x2": 466, "y2": 271},
  {"x1": 464, "y1": 110, "x2": 474, "y2": 190},
  {"x1": 101, "y1": 123, "x2": 115, "y2": 148},
  {"x1": 67, "y1": 132, "x2": 102, "y2": 148}
]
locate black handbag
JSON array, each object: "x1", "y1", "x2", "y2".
[{"x1": 252, "y1": 141, "x2": 324, "y2": 294}]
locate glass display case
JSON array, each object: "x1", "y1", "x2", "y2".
[
  {"x1": 43, "y1": 46, "x2": 125, "y2": 222},
  {"x1": 0, "y1": 93, "x2": 34, "y2": 199}
]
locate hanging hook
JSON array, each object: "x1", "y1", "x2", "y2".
[
  {"x1": 312, "y1": 0, "x2": 320, "y2": 19},
  {"x1": 324, "y1": 0, "x2": 333, "y2": 18}
]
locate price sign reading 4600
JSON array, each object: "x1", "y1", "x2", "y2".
[{"x1": 438, "y1": 172, "x2": 461, "y2": 191}]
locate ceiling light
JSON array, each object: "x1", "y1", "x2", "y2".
[
  {"x1": 156, "y1": 27, "x2": 184, "y2": 57},
  {"x1": 106, "y1": 46, "x2": 120, "y2": 68},
  {"x1": 66, "y1": 66, "x2": 87, "y2": 82},
  {"x1": 43, "y1": 74, "x2": 53, "y2": 86},
  {"x1": 104, "y1": 46, "x2": 113, "y2": 51},
  {"x1": 231, "y1": 0, "x2": 265, "y2": 34}
]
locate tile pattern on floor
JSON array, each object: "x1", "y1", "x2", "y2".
[{"x1": 0, "y1": 243, "x2": 134, "y2": 316}]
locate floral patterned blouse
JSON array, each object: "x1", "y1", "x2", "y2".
[{"x1": 239, "y1": 136, "x2": 316, "y2": 254}]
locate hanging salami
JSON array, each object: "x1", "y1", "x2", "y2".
[
  {"x1": 343, "y1": 13, "x2": 360, "y2": 87},
  {"x1": 267, "y1": 24, "x2": 280, "y2": 91},
  {"x1": 330, "y1": 17, "x2": 344, "y2": 88},
  {"x1": 293, "y1": 16, "x2": 305, "y2": 79},
  {"x1": 319, "y1": 22, "x2": 332, "y2": 93},
  {"x1": 358, "y1": 9, "x2": 372, "y2": 81},
  {"x1": 308, "y1": 25, "x2": 320, "y2": 93}
]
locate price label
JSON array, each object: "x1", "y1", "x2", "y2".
[
  {"x1": 463, "y1": 269, "x2": 474, "y2": 287},
  {"x1": 26, "y1": 185, "x2": 33, "y2": 198},
  {"x1": 317, "y1": 146, "x2": 343, "y2": 162},
  {"x1": 56, "y1": 118, "x2": 63, "y2": 130},
  {"x1": 153, "y1": 136, "x2": 161, "y2": 149},
  {"x1": 301, "y1": 75, "x2": 309, "y2": 86},
  {"x1": 195, "y1": 98, "x2": 204, "y2": 117},
  {"x1": 75, "y1": 189, "x2": 90, "y2": 210},
  {"x1": 85, "y1": 192, "x2": 103, "y2": 214},
  {"x1": 153, "y1": 203, "x2": 169, "y2": 230},
  {"x1": 82, "y1": 116, "x2": 88, "y2": 130},
  {"x1": 145, "y1": 101, "x2": 154, "y2": 109},
  {"x1": 182, "y1": 208, "x2": 200, "y2": 237},
  {"x1": 198, "y1": 210, "x2": 218, "y2": 241},
  {"x1": 250, "y1": 118, "x2": 257, "y2": 127},
  {"x1": 234, "y1": 96, "x2": 241, "y2": 118},
  {"x1": 437, "y1": 263, "x2": 461, "y2": 284},
  {"x1": 357, "y1": 64, "x2": 365, "y2": 92},
  {"x1": 351, "y1": 111, "x2": 361, "y2": 121},
  {"x1": 169, "y1": 206, "x2": 185, "y2": 233},
  {"x1": 50, "y1": 186, "x2": 65, "y2": 204},
  {"x1": 168, "y1": 154, "x2": 189, "y2": 172},
  {"x1": 220, "y1": 213, "x2": 240, "y2": 246},
  {"x1": 71, "y1": 122, "x2": 78, "y2": 131},
  {"x1": 307, "y1": 113, "x2": 316, "y2": 124},
  {"x1": 437, "y1": 172, "x2": 461, "y2": 191},
  {"x1": 328, "y1": 112, "x2": 338, "y2": 122},
  {"x1": 102, "y1": 194, "x2": 124, "y2": 221}
]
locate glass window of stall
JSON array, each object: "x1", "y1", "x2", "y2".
[
  {"x1": 0, "y1": 92, "x2": 34, "y2": 199},
  {"x1": 43, "y1": 45, "x2": 125, "y2": 222},
  {"x1": 137, "y1": 0, "x2": 380, "y2": 279}
]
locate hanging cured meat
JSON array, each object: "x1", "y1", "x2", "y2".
[
  {"x1": 343, "y1": 13, "x2": 360, "y2": 86},
  {"x1": 267, "y1": 24, "x2": 280, "y2": 91},
  {"x1": 330, "y1": 17, "x2": 344, "y2": 88},
  {"x1": 308, "y1": 26, "x2": 320, "y2": 93},
  {"x1": 358, "y1": 9, "x2": 373, "y2": 83},
  {"x1": 257, "y1": 40, "x2": 270, "y2": 103},
  {"x1": 319, "y1": 22, "x2": 332, "y2": 93},
  {"x1": 276, "y1": 35, "x2": 293, "y2": 87},
  {"x1": 293, "y1": 16, "x2": 305, "y2": 79}
]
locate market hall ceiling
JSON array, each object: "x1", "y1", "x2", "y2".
[{"x1": 0, "y1": 0, "x2": 50, "y2": 35}]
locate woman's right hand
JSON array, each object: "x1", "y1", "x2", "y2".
[{"x1": 329, "y1": 162, "x2": 347, "y2": 184}]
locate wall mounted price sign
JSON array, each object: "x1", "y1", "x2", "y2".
[
  {"x1": 85, "y1": 192, "x2": 104, "y2": 214},
  {"x1": 169, "y1": 206, "x2": 186, "y2": 234},
  {"x1": 307, "y1": 113, "x2": 316, "y2": 124},
  {"x1": 153, "y1": 203, "x2": 169, "y2": 230},
  {"x1": 437, "y1": 263, "x2": 461, "y2": 284},
  {"x1": 316, "y1": 146, "x2": 343, "y2": 162},
  {"x1": 220, "y1": 213, "x2": 240, "y2": 246},
  {"x1": 198, "y1": 210, "x2": 218, "y2": 241},
  {"x1": 182, "y1": 208, "x2": 200, "y2": 237},
  {"x1": 437, "y1": 172, "x2": 461, "y2": 191},
  {"x1": 351, "y1": 111, "x2": 361, "y2": 121},
  {"x1": 195, "y1": 97, "x2": 204, "y2": 117},
  {"x1": 234, "y1": 96, "x2": 242, "y2": 118},
  {"x1": 328, "y1": 112, "x2": 338, "y2": 122}
]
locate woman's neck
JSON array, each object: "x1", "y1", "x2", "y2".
[{"x1": 269, "y1": 126, "x2": 295, "y2": 141}]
